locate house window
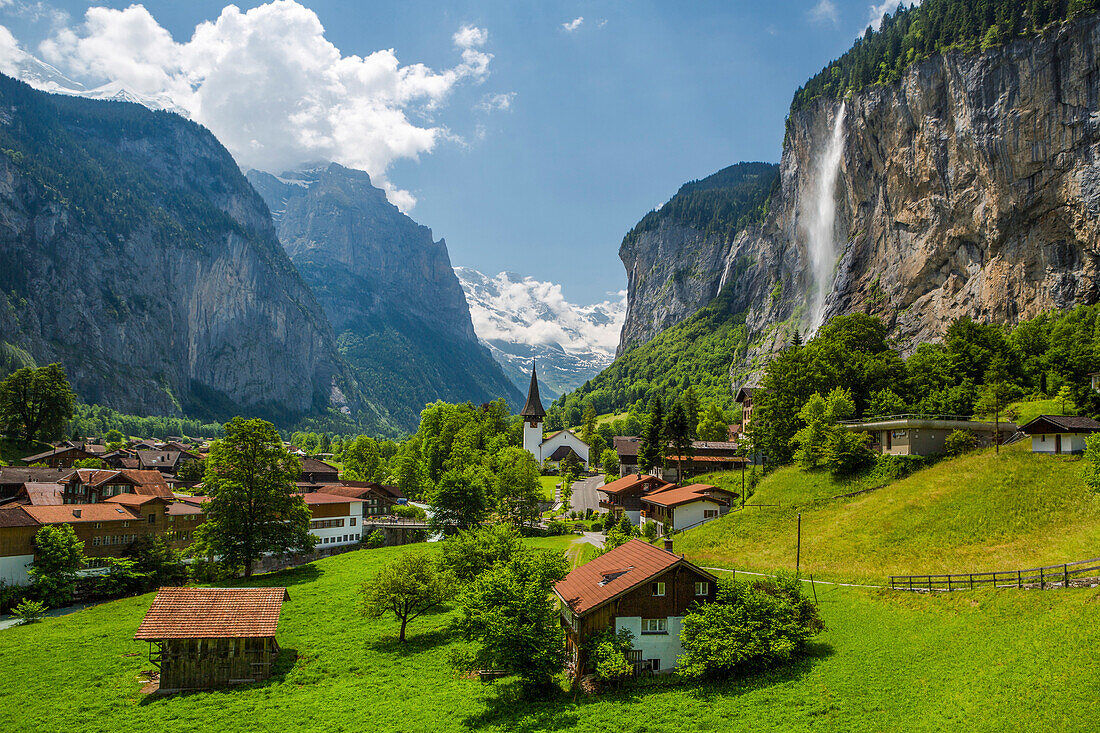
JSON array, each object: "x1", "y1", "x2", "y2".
[
  {"x1": 704, "y1": 509, "x2": 719, "y2": 519},
  {"x1": 148, "y1": 514, "x2": 156, "y2": 524},
  {"x1": 93, "y1": 522, "x2": 101, "y2": 529},
  {"x1": 642, "y1": 659, "x2": 661, "y2": 672},
  {"x1": 92, "y1": 536, "x2": 102, "y2": 547},
  {"x1": 651, "y1": 582, "x2": 665, "y2": 597},
  {"x1": 350, "y1": 518, "x2": 356, "y2": 526},
  {"x1": 1041, "y1": 435, "x2": 1046, "y2": 443},
  {"x1": 641, "y1": 618, "x2": 667, "y2": 634},
  {"x1": 695, "y1": 581, "x2": 709, "y2": 596}
]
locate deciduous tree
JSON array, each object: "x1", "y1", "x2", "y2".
[
  {"x1": 361, "y1": 551, "x2": 453, "y2": 642},
  {"x1": 29, "y1": 524, "x2": 84, "y2": 607},
  {"x1": 0, "y1": 364, "x2": 75, "y2": 443}
]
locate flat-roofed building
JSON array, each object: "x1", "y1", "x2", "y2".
[{"x1": 841, "y1": 415, "x2": 1017, "y2": 456}]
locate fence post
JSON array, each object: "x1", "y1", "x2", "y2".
[
  {"x1": 1017, "y1": 569, "x2": 1021, "y2": 589},
  {"x1": 969, "y1": 574, "x2": 973, "y2": 590},
  {"x1": 1040, "y1": 566, "x2": 1044, "y2": 590},
  {"x1": 947, "y1": 575, "x2": 952, "y2": 592},
  {"x1": 1064, "y1": 564, "x2": 1069, "y2": 589}
]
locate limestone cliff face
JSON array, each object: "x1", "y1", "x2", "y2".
[
  {"x1": 247, "y1": 165, "x2": 521, "y2": 431},
  {"x1": 619, "y1": 15, "x2": 1100, "y2": 382},
  {"x1": 0, "y1": 75, "x2": 354, "y2": 420}
]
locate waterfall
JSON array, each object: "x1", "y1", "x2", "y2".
[{"x1": 804, "y1": 101, "x2": 847, "y2": 334}]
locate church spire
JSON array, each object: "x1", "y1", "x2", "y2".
[{"x1": 520, "y1": 361, "x2": 546, "y2": 420}]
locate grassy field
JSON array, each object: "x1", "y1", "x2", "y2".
[
  {"x1": 2, "y1": 538, "x2": 1099, "y2": 732},
  {"x1": 0, "y1": 438, "x2": 52, "y2": 466},
  {"x1": 976, "y1": 397, "x2": 1076, "y2": 426},
  {"x1": 538, "y1": 475, "x2": 559, "y2": 501},
  {"x1": 678, "y1": 444, "x2": 1100, "y2": 584}
]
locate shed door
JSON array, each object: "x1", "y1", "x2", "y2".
[{"x1": 1055, "y1": 434, "x2": 1062, "y2": 455}]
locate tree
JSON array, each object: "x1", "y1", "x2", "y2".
[
  {"x1": 791, "y1": 388, "x2": 856, "y2": 470},
  {"x1": 664, "y1": 401, "x2": 694, "y2": 484},
  {"x1": 601, "y1": 448, "x2": 619, "y2": 475},
  {"x1": 175, "y1": 457, "x2": 205, "y2": 482},
  {"x1": 28, "y1": 524, "x2": 84, "y2": 607},
  {"x1": 364, "y1": 529, "x2": 385, "y2": 548},
  {"x1": 823, "y1": 428, "x2": 875, "y2": 477},
  {"x1": 493, "y1": 447, "x2": 542, "y2": 527},
  {"x1": 361, "y1": 551, "x2": 453, "y2": 642},
  {"x1": 72, "y1": 458, "x2": 108, "y2": 469},
  {"x1": 580, "y1": 403, "x2": 599, "y2": 446},
  {"x1": 104, "y1": 429, "x2": 124, "y2": 444},
  {"x1": 126, "y1": 535, "x2": 187, "y2": 590},
  {"x1": 343, "y1": 435, "x2": 385, "y2": 482},
  {"x1": 697, "y1": 402, "x2": 730, "y2": 442},
  {"x1": 456, "y1": 549, "x2": 569, "y2": 691},
  {"x1": 0, "y1": 364, "x2": 75, "y2": 443},
  {"x1": 867, "y1": 388, "x2": 907, "y2": 417},
  {"x1": 1083, "y1": 433, "x2": 1100, "y2": 493},
  {"x1": 193, "y1": 417, "x2": 315, "y2": 577},
  {"x1": 1057, "y1": 385, "x2": 1074, "y2": 415},
  {"x1": 944, "y1": 429, "x2": 979, "y2": 457},
  {"x1": 586, "y1": 626, "x2": 636, "y2": 683},
  {"x1": 678, "y1": 574, "x2": 824, "y2": 679},
  {"x1": 639, "y1": 397, "x2": 665, "y2": 474},
  {"x1": 428, "y1": 467, "x2": 491, "y2": 533},
  {"x1": 681, "y1": 386, "x2": 700, "y2": 438},
  {"x1": 438, "y1": 523, "x2": 526, "y2": 584}
]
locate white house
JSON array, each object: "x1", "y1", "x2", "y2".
[
  {"x1": 520, "y1": 364, "x2": 590, "y2": 468},
  {"x1": 302, "y1": 493, "x2": 364, "y2": 547},
  {"x1": 1019, "y1": 415, "x2": 1100, "y2": 455},
  {"x1": 640, "y1": 484, "x2": 729, "y2": 532}
]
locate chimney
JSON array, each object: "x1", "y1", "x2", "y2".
[
  {"x1": 664, "y1": 537, "x2": 673, "y2": 553},
  {"x1": 73, "y1": 509, "x2": 81, "y2": 518}
]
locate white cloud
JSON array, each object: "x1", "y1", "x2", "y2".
[
  {"x1": 562, "y1": 17, "x2": 584, "y2": 32},
  {"x1": 866, "y1": 0, "x2": 920, "y2": 31},
  {"x1": 27, "y1": 2, "x2": 497, "y2": 210},
  {"x1": 808, "y1": 0, "x2": 839, "y2": 25},
  {"x1": 476, "y1": 91, "x2": 514, "y2": 112}
]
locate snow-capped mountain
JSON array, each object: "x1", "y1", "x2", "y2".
[{"x1": 455, "y1": 267, "x2": 626, "y2": 402}]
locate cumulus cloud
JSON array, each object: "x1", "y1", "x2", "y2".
[
  {"x1": 562, "y1": 17, "x2": 584, "y2": 32},
  {"x1": 456, "y1": 268, "x2": 626, "y2": 357},
  {"x1": 808, "y1": 0, "x2": 839, "y2": 25},
  {"x1": 29, "y1": 2, "x2": 497, "y2": 209},
  {"x1": 866, "y1": 0, "x2": 921, "y2": 31}
]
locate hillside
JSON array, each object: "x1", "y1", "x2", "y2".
[
  {"x1": 2, "y1": 538, "x2": 1099, "y2": 732},
  {"x1": 247, "y1": 165, "x2": 521, "y2": 432},
  {"x1": 0, "y1": 74, "x2": 356, "y2": 422},
  {"x1": 677, "y1": 445, "x2": 1100, "y2": 584}
]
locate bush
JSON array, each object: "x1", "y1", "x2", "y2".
[
  {"x1": 590, "y1": 520, "x2": 603, "y2": 532},
  {"x1": 13, "y1": 599, "x2": 46, "y2": 624},
  {"x1": 944, "y1": 429, "x2": 979, "y2": 457},
  {"x1": 644, "y1": 520, "x2": 659, "y2": 541},
  {"x1": 546, "y1": 520, "x2": 569, "y2": 536},
  {"x1": 678, "y1": 573, "x2": 824, "y2": 679},
  {"x1": 364, "y1": 529, "x2": 385, "y2": 549},
  {"x1": 585, "y1": 626, "x2": 636, "y2": 683},
  {"x1": 391, "y1": 504, "x2": 427, "y2": 521},
  {"x1": 867, "y1": 454, "x2": 933, "y2": 483}
]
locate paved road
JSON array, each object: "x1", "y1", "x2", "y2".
[{"x1": 569, "y1": 475, "x2": 607, "y2": 515}]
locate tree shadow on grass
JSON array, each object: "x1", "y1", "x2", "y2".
[
  {"x1": 461, "y1": 680, "x2": 580, "y2": 732},
  {"x1": 366, "y1": 626, "x2": 456, "y2": 656},
  {"x1": 138, "y1": 648, "x2": 300, "y2": 705}
]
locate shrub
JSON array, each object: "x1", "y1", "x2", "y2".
[
  {"x1": 678, "y1": 573, "x2": 824, "y2": 679},
  {"x1": 590, "y1": 519, "x2": 603, "y2": 532},
  {"x1": 391, "y1": 503, "x2": 427, "y2": 521},
  {"x1": 944, "y1": 429, "x2": 979, "y2": 457},
  {"x1": 13, "y1": 599, "x2": 46, "y2": 624},
  {"x1": 1083, "y1": 433, "x2": 1100, "y2": 492},
  {"x1": 867, "y1": 454, "x2": 932, "y2": 483},
  {"x1": 644, "y1": 520, "x2": 659, "y2": 541},
  {"x1": 585, "y1": 626, "x2": 635, "y2": 683},
  {"x1": 365, "y1": 529, "x2": 385, "y2": 549},
  {"x1": 546, "y1": 520, "x2": 568, "y2": 536}
]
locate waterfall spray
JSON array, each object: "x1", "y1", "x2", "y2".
[{"x1": 805, "y1": 102, "x2": 847, "y2": 334}]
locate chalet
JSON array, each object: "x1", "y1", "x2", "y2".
[
  {"x1": 301, "y1": 493, "x2": 364, "y2": 547},
  {"x1": 520, "y1": 364, "x2": 590, "y2": 468},
  {"x1": 660, "y1": 441, "x2": 745, "y2": 483},
  {"x1": 59, "y1": 469, "x2": 140, "y2": 504},
  {"x1": 14, "y1": 482, "x2": 64, "y2": 506},
  {"x1": 1019, "y1": 415, "x2": 1100, "y2": 455},
  {"x1": 134, "y1": 587, "x2": 290, "y2": 691},
  {"x1": 554, "y1": 538, "x2": 716, "y2": 675},
  {"x1": 598, "y1": 474, "x2": 673, "y2": 525},
  {"x1": 641, "y1": 484, "x2": 729, "y2": 531},
  {"x1": 735, "y1": 385, "x2": 760, "y2": 432},
  {"x1": 0, "y1": 468, "x2": 71, "y2": 500},
  {"x1": 20, "y1": 445, "x2": 96, "y2": 468},
  {"x1": 841, "y1": 416, "x2": 1017, "y2": 456},
  {"x1": 613, "y1": 436, "x2": 641, "y2": 475},
  {"x1": 0, "y1": 506, "x2": 39, "y2": 585},
  {"x1": 137, "y1": 450, "x2": 198, "y2": 475},
  {"x1": 313, "y1": 482, "x2": 404, "y2": 517},
  {"x1": 102, "y1": 450, "x2": 140, "y2": 470},
  {"x1": 299, "y1": 457, "x2": 340, "y2": 486}
]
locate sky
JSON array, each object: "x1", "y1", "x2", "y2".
[{"x1": 0, "y1": 0, "x2": 911, "y2": 303}]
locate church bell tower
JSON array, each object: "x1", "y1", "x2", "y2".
[{"x1": 520, "y1": 362, "x2": 546, "y2": 463}]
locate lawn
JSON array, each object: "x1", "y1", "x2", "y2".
[
  {"x1": 0, "y1": 437, "x2": 52, "y2": 466},
  {"x1": 2, "y1": 541, "x2": 1099, "y2": 732},
  {"x1": 538, "y1": 475, "x2": 559, "y2": 501},
  {"x1": 677, "y1": 444, "x2": 1100, "y2": 584}
]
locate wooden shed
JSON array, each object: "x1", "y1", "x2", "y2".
[{"x1": 134, "y1": 587, "x2": 290, "y2": 692}]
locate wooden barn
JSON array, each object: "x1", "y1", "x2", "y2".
[{"x1": 134, "y1": 587, "x2": 290, "y2": 692}]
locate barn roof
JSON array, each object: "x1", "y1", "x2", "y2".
[
  {"x1": 1019, "y1": 415, "x2": 1100, "y2": 434},
  {"x1": 613, "y1": 436, "x2": 641, "y2": 458},
  {"x1": 134, "y1": 587, "x2": 290, "y2": 640},
  {"x1": 300, "y1": 457, "x2": 339, "y2": 474},
  {"x1": 599, "y1": 474, "x2": 671, "y2": 496},
  {"x1": 553, "y1": 539, "x2": 711, "y2": 616}
]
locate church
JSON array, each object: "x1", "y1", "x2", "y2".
[{"x1": 521, "y1": 364, "x2": 591, "y2": 469}]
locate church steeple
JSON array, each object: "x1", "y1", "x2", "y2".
[{"x1": 520, "y1": 361, "x2": 546, "y2": 421}]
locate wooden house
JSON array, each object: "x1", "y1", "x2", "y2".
[
  {"x1": 20, "y1": 445, "x2": 97, "y2": 468},
  {"x1": 640, "y1": 484, "x2": 729, "y2": 531},
  {"x1": 553, "y1": 538, "x2": 716, "y2": 675},
  {"x1": 598, "y1": 474, "x2": 673, "y2": 525},
  {"x1": 134, "y1": 587, "x2": 290, "y2": 692}
]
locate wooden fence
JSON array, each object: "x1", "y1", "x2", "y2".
[{"x1": 890, "y1": 558, "x2": 1100, "y2": 591}]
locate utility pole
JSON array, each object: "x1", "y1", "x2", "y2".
[
  {"x1": 741, "y1": 459, "x2": 746, "y2": 510},
  {"x1": 796, "y1": 513, "x2": 802, "y2": 576}
]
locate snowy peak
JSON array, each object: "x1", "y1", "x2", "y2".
[{"x1": 455, "y1": 267, "x2": 626, "y2": 401}]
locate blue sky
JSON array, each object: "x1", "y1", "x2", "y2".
[{"x1": 0, "y1": 0, "x2": 904, "y2": 303}]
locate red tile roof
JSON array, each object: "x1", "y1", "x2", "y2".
[
  {"x1": 600, "y1": 474, "x2": 671, "y2": 496},
  {"x1": 134, "y1": 587, "x2": 290, "y2": 640},
  {"x1": 0, "y1": 505, "x2": 40, "y2": 528},
  {"x1": 62, "y1": 469, "x2": 138, "y2": 488},
  {"x1": 119, "y1": 470, "x2": 174, "y2": 497},
  {"x1": 554, "y1": 539, "x2": 697, "y2": 616},
  {"x1": 104, "y1": 494, "x2": 168, "y2": 508},
  {"x1": 24, "y1": 504, "x2": 140, "y2": 524},
  {"x1": 299, "y1": 492, "x2": 354, "y2": 506},
  {"x1": 641, "y1": 484, "x2": 727, "y2": 509},
  {"x1": 313, "y1": 484, "x2": 393, "y2": 500}
]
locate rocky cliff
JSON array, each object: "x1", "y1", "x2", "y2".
[
  {"x1": 617, "y1": 15, "x2": 1100, "y2": 384},
  {"x1": 247, "y1": 165, "x2": 521, "y2": 430},
  {"x1": 0, "y1": 74, "x2": 355, "y2": 421}
]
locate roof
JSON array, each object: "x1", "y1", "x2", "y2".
[
  {"x1": 554, "y1": 539, "x2": 712, "y2": 616},
  {"x1": 21, "y1": 446, "x2": 95, "y2": 463},
  {"x1": 337, "y1": 481, "x2": 404, "y2": 499},
  {"x1": 24, "y1": 504, "x2": 139, "y2": 524},
  {"x1": 735, "y1": 385, "x2": 760, "y2": 403},
  {"x1": 134, "y1": 587, "x2": 290, "y2": 640},
  {"x1": 299, "y1": 492, "x2": 355, "y2": 505},
  {"x1": 691, "y1": 440, "x2": 741, "y2": 452},
  {"x1": 20, "y1": 482, "x2": 64, "y2": 506},
  {"x1": 104, "y1": 494, "x2": 168, "y2": 508},
  {"x1": 63, "y1": 469, "x2": 138, "y2": 487},
  {"x1": 137, "y1": 450, "x2": 182, "y2": 468},
  {"x1": 312, "y1": 484, "x2": 394, "y2": 500},
  {"x1": 600, "y1": 474, "x2": 671, "y2": 496},
  {"x1": 0, "y1": 505, "x2": 40, "y2": 528},
  {"x1": 548, "y1": 445, "x2": 582, "y2": 461},
  {"x1": 613, "y1": 436, "x2": 641, "y2": 458},
  {"x1": 520, "y1": 363, "x2": 546, "y2": 420},
  {"x1": 1019, "y1": 415, "x2": 1100, "y2": 434},
  {"x1": 0, "y1": 468, "x2": 72, "y2": 485},
  {"x1": 119, "y1": 470, "x2": 174, "y2": 497},
  {"x1": 166, "y1": 501, "x2": 204, "y2": 516},
  {"x1": 641, "y1": 484, "x2": 727, "y2": 509},
  {"x1": 300, "y1": 457, "x2": 339, "y2": 474},
  {"x1": 666, "y1": 455, "x2": 747, "y2": 464}
]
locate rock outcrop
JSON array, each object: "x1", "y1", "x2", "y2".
[
  {"x1": 0, "y1": 74, "x2": 355, "y2": 420},
  {"x1": 248, "y1": 165, "x2": 521, "y2": 430}
]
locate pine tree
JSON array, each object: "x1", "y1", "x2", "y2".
[{"x1": 639, "y1": 397, "x2": 665, "y2": 474}]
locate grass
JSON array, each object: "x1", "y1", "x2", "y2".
[
  {"x1": 1003, "y1": 398, "x2": 1075, "y2": 426},
  {"x1": 538, "y1": 475, "x2": 559, "y2": 501},
  {"x1": 2, "y1": 541, "x2": 1100, "y2": 732},
  {"x1": 677, "y1": 444, "x2": 1100, "y2": 584},
  {"x1": 0, "y1": 437, "x2": 52, "y2": 466}
]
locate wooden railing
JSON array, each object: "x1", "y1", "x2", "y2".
[{"x1": 890, "y1": 558, "x2": 1100, "y2": 591}]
